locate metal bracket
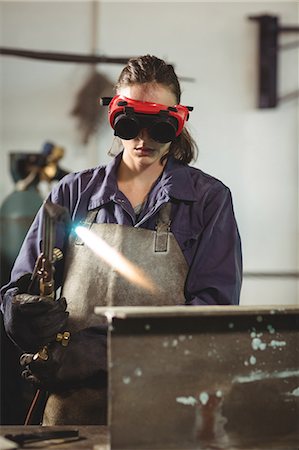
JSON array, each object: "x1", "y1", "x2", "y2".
[{"x1": 249, "y1": 14, "x2": 299, "y2": 108}]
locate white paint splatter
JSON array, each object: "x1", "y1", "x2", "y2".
[
  {"x1": 249, "y1": 355, "x2": 257, "y2": 365},
  {"x1": 199, "y1": 392, "x2": 209, "y2": 405},
  {"x1": 177, "y1": 390, "x2": 224, "y2": 407},
  {"x1": 251, "y1": 337, "x2": 267, "y2": 351},
  {"x1": 134, "y1": 368, "x2": 142, "y2": 377},
  {"x1": 234, "y1": 369, "x2": 299, "y2": 384},
  {"x1": 228, "y1": 322, "x2": 234, "y2": 329},
  {"x1": 172, "y1": 339, "x2": 178, "y2": 347},
  {"x1": 251, "y1": 338, "x2": 261, "y2": 350},
  {"x1": 267, "y1": 324, "x2": 275, "y2": 334},
  {"x1": 162, "y1": 340, "x2": 169, "y2": 348},
  {"x1": 178, "y1": 335, "x2": 186, "y2": 342},
  {"x1": 287, "y1": 387, "x2": 299, "y2": 397},
  {"x1": 123, "y1": 376, "x2": 131, "y2": 384},
  {"x1": 145, "y1": 324, "x2": 151, "y2": 331},
  {"x1": 257, "y1": 315, "x2": 263, "y2": 322},
  {"x1": 269, "y1": 340, "x2": 286, "y2": 348},
  {"x1": 184, "y1": 349, "x2": 191, "y2": 356},
  {"x1": 176, "y1": 396, "x2": 197, "y2": 406}
]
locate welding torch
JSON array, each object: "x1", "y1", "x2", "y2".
[{"x1": 28, "y1": 200, "x2": 71, "y2": 361}]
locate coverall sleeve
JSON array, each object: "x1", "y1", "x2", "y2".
[{"x1": 184, "y1": 186, "x2": 242, "y2": 306}]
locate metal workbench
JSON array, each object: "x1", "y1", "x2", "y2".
[{"x1": 1, "y1": 305, "x2": 298, "y2": 450}]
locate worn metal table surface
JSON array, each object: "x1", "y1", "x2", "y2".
[
  {"x1": 96, "y1": 305, "x2": 299, "y2": 450},
  {"x1": 1, "y1": 306, "x2": 298, "y2": 450},
  {"x1": 0, "y1": 426, "x2": 109, "y2": 449},
  {"x1": 0, "y1": 425, "x2": 298, "y2": 450}
]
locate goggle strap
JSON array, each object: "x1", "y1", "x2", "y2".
[{"x1": 100, "y1": 97, "x2": 113, "y2": 106}]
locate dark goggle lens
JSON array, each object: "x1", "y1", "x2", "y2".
[
  {"x1": 113, "y1": 113, "x2": 178, "y2": 143},
  {"x1": 113, "y1": 115, "x2": 140, "y2": 140},
  {"x1": 149, "y1": 121, "x2": 177, "y2": 143}
]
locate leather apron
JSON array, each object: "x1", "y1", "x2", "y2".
[{"x1": 42, "y1": 202, "x2": 188, "y2": 425}]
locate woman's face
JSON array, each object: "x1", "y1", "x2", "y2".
[{"x1": 117, "y1": 83, "x2": 177, "y2": 169}]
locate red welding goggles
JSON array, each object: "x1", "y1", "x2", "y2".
[{"x1": 100, "y1": 95, "x2": 193, "y2": 143}]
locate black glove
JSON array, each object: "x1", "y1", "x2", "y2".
[
  {"x1": 20, "y1": 326, "x2": 107, "y2": 392},
  {"x1": 3, "y1": 275, "x2": 69, "y2": 353}
]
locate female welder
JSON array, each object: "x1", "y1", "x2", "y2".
[{"x1": 0, "y1": 55, "x2": 242, "y2": 425}]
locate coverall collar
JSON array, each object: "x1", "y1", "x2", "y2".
[{"x1": 88, "y1": 151, "x2": 197, "y2": 210}]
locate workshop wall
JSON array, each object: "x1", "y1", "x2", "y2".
[{"x1": 0, "y1": 1, "x2": 298, "y2": 305}]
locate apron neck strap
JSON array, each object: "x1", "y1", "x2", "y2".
[
  {"x1": 155, "y1": 202, "x2": 172, "y2": 253},
  {"x1": 81, "y1": 202, "x2": 172, "y2": 229},
  {"x1": 75, "y1": 202, "x2": 172, "y2": 250},
  {"x1": 74, "y1": 209, "x2": 99, "y2": 245}
]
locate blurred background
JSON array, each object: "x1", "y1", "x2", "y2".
[{"x1": 0, "y1": 0, "x2": 298, "y2": 306}]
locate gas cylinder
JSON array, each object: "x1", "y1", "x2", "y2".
[
  {"x1": 0, "y1": 186, "x2": 42, "y2": 286},
  {"x1": 0, "y1": 144, "x2": 68, "y2": 287}
]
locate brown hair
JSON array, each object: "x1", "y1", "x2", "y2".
[{"x1": 116, "y1": 55, "x2": 198, "y2": 164}]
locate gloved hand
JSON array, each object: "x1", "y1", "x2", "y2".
[
  {"x1": 3, "y1": 274, "x2": 69, "y2": 353},
  {"x1": 20, "y1": 326, "x2": 107, "y2": 392}
]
